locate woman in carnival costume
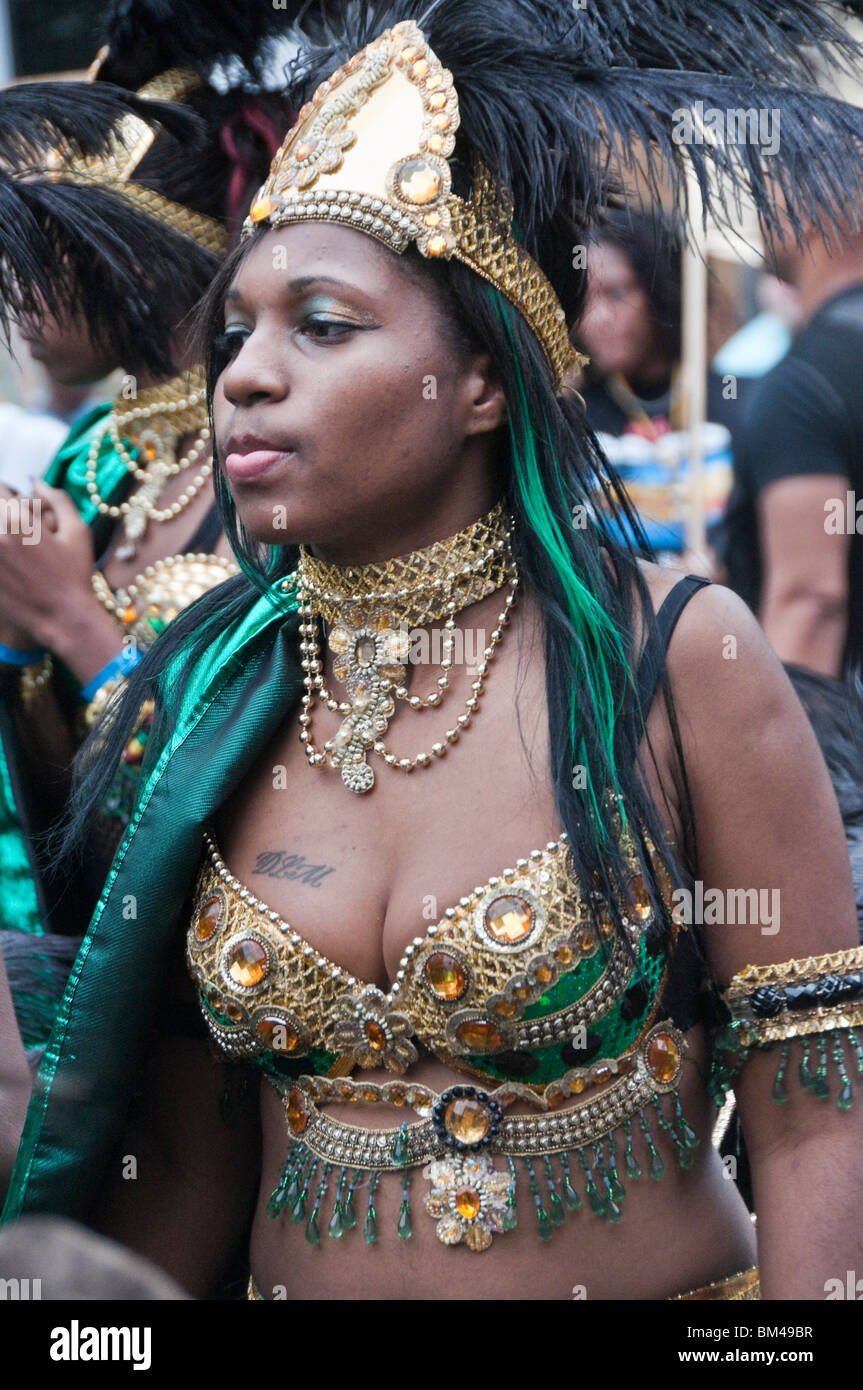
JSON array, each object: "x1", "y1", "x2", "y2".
[{"x1": 6, "y1": 0, "x2": 863, "y2": 1300}]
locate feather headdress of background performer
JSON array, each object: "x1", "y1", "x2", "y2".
[{"x1": 0, "y1": 0, "x2": 312, "y2": 376}]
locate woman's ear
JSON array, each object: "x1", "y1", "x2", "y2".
[{"x1": 462, "y1": 352, "x2": 507, "y2": 437}]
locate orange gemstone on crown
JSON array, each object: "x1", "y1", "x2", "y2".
[
  {"x1": 195, "y1": 895, "x2": 222, "y2": 942},
  {"x1": 455, "y1": 1185, "x2": 481, "y2": 1221},
  {"x1": 646, "y1": 1032, "x2": 680, "y2": 1083},
  {"x1": 295, "y1": 139, "x2": 318, "y2": 162},
  {"x1": 412, "y1": 58, "x2": 430, "y2": 77},
  {"x1": 226, "y1": 938, "x2": 269, "y2": 988},
  {"x1": 485, "y1": 895, "x2": 533, "y2": 944},
  {"x1": 427, "y1": 135, "x2": 446, "y2": 153},
  {"x1": 455, "y1": 1019, "x2": 505, "y2": 1053},
  {"x1": 426, "y1": 234, "x2": 449, "y2": 256},
  {"x1": 250, "y1": 194, "x2": 277, "y2": 222},
  {"x1": 425, "y1": 951, "x2": 467, "y2": 1001},
  {"x1": 396, "y1": 158, "x2": 442, "y2": 205}
]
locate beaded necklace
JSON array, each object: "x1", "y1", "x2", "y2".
[{"x1": 84, "y1": 368, "x2": 212, "y2": 560}]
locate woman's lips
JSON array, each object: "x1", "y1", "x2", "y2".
[{"x1": 223, "y1": 449, "x2": 295, "y2": 482}]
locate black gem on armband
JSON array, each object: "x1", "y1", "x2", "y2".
[
  {"x1": 835, "y1": 972, "x2": 863, "y2": 1003},
  {"x1": 785, "y1": 982, "x2": 818, "y2": 1010},
  {"x1": 749, "y1": 986, "x2": 784, "y2": 1018},
  {"x1": 813, "y1": 974, "x2": 845, "y2": 1005}
]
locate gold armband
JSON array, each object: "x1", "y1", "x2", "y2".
[{"x1": 712, "y1": 946, "x2": 863, "y2": 1110}]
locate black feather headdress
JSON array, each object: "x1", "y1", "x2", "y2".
[
  {"x1": 277, "y1": 0, "x2": 863, "y2": 316},
  {"x1": 0, "y1": 85, "x2": 219, "y2": 374},
  {"x1": 93, "y1": 0, "x2": 309, "y2": 89},
  {"x1": 0, "y1": 2, "x2": 310, "y2": 371}
]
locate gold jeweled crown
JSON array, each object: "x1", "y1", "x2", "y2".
[
  {"x1": 244, "y1": 20, "x2": 585, "y2": 392},
  {"x1": 46, "y1": 56, "x2": 227, "y2": 258}
]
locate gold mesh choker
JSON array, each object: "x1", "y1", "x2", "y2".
[
  {"x1": 244, "y1": 20, "x2": 585, "y2": 392},
  {"x1": 296, "y1": 499, "x2": 513, "y2": 629}
]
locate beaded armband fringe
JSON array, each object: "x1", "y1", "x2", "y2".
[
  {"x1": 264, "y1": 1023, "x2": 701, "y2": 1252},
  {"x1": 711, "y1": 947, "x2": 863, "y2": 1110}
]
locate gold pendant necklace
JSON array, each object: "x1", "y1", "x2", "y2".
[{"x1": 296, "y1": 501, "x2": 517, "y2": 794}]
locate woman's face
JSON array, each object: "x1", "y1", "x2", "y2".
[
  {"x1": 212, "y1": 222, "x2": 504, "y2": 562},
  {"x1": 577, "y1": 242, "x2": 662, "y2": 380},
  {"x1": 18, "y1": 297, "x2": 116, "y2": 386}
]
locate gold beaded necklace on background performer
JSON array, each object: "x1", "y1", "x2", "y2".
[
  {"x1": 296, "y1": 500, "x2": 517, "y2": 793},
  {"x1": 85, "y1": 368, "x2": 212, "y2": 559}
]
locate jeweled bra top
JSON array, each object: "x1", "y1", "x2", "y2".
[{"x1": 186, "y1": 821, "x2": 683, "y2": 1101}]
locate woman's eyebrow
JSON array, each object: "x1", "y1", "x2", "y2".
[{"x1": 224, "y1": 275, "x2": 360, "y2": 306}]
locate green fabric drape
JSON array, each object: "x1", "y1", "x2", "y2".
[{"x1": 3, "y1": 585, "x2": 303, "y2": 1221}]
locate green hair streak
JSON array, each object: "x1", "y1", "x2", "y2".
[{"x1": 491, "y1": 289, "x2": 632, "y2": 842}]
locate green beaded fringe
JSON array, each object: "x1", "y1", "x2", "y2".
[
  {"x1": 711, "y1": 1023, "x2": 863, "y2": 1110},
  {"x1": 265, "y1": 1090, "x2": 700, "y2": 1245}
]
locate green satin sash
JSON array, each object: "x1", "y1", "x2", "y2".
[{"x1": 3, "y1": 583, "x2": 303, "y2": 1221}]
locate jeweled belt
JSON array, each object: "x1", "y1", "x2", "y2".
[{"x1": 266, "y1": 1022, "x2": 699, "y2": 1252}]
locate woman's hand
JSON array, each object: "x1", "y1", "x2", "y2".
[
  {"x1": 0, "y1": 481, "x2": 123, "y2": 683},
  {"x1": 0, "y1": 481, "x2": 95, "y2": 647}
]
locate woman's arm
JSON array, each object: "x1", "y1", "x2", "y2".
[{"x1": 662, "y1": 581, "x2": 863, "y2": 1300}]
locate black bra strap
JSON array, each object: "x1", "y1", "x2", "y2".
[
  {"x1": 182, "y1": 503, "x2": 223, "y2": 555},
  {"x1": 632, "y1": 574, "x2": 711, "y2": 724}
]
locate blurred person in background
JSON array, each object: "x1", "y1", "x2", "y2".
[{"x1": 575, "y1": 210, "x2": 741, "y2": 566}]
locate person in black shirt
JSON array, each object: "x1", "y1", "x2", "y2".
[{"x1": 722, "y1": 232, "x2": 863, "y2": 678}]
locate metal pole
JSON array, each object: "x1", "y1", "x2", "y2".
[
  {"x1": 0, "y1": 0, "x2": 14, "y2": 85},
  {"x1": 682, "y1": 156, "x2": 707, "y2": 556}
]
